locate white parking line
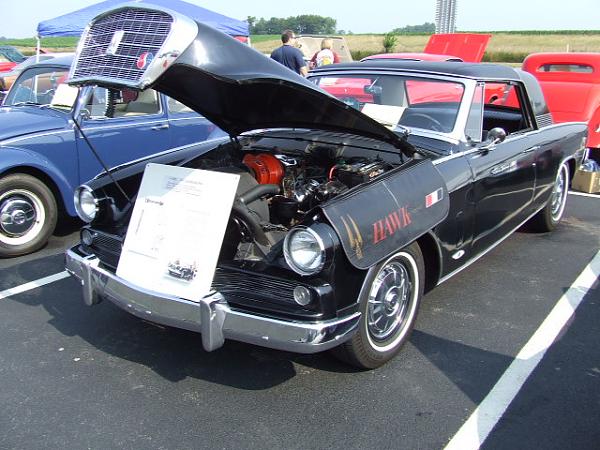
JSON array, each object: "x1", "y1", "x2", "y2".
[
  {"x1": 569, "y1": 190, "x2": 599, "y2": 198},
  {"x1": 444, "y1": 250, "x2": 600, "y2": 450},
  {"x1": 0, "y1": 271, "x2": 70, "y2": 301}
]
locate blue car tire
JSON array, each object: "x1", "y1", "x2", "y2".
[{"x1": 0, "y1": 174, "x2": 58, "y2": 257}]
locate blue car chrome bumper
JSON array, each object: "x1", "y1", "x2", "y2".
[{"x1": 65, "y1": 246, "x2": 359, "y2": 353}]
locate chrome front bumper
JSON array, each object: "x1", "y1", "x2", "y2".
[{"x1": 65, "y1": 246, "x2": 359, "y2": 354}]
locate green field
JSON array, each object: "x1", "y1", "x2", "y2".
[{"x1": 4, "y1": 31, "x2": 600, "y2": 62}]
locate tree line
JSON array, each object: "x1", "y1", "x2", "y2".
[
  {"x1": 246, "y1": 15, "x2": 438, "y2": 35},
  {"x1": 247, "y1": 15, "x2": 337, "y2": 35}
]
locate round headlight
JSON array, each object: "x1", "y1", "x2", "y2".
[
  {"x1": 284, "y1": 227, "x2": 326, "y2": 276},
  {"x1": 74, "y1": 186, "x2": 98, "y2": 222}
]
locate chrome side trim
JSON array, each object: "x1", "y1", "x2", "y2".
[
  {"x1": 80, "y1": 118, "x2": 167, "y2": 131},
  {"x1": 90, "y1": 135, "x2": 228, "y2": 179},
  {"x1": 65, "y1": 247, "x2": 360, "y2": 353},
  {"x1": 0, "y1": 129, "x2": 72, "y2": 146},
  {"x1": 436, "y1": 203, "x2": 546, "y2": 285}
]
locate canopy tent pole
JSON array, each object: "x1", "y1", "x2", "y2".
[{"x1": 36, "y1": 36, "x2": 41, "y2": 62}]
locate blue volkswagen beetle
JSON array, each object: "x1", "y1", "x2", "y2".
[{"x1": 0, "y1": 56, "x2": 218, "y2": 257}]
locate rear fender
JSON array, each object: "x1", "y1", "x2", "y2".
[{"x1": 321, "y1": 159, "x2": 449, "y2": 270}]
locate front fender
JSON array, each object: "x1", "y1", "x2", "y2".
[
  {"x1": 0, "y1": 146, "x2": 77, "y2": 216},
  {"x1": 321, "y1": 159, "x2": 449, "y2": 270}
]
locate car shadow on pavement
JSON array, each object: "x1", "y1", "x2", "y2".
[
  {"x1": 410, "y1": 329, "x2": 513, "y2": 404},
  {"x1": 11, "y1": 275, "x2": 360, "y2": 390}
]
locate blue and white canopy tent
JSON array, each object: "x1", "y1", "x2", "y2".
[{"x1": 36, "y1": 0, "x2": 249, "y2": 56}]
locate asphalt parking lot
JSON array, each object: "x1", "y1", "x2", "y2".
[{"x1": 0, "y1": 192, "x2": 598, "y2": 450}]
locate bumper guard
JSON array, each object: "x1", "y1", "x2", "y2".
[{"x1": 65, "y1": 246, "x2": 359, "y2": 354}]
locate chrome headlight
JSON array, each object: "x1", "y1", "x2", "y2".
[
  {"x1": 284, "y1": 226, "x2": 326, "y2": 276},
  {"x1": 74, "y1": 185, "x2": 98, "y2": 222}
]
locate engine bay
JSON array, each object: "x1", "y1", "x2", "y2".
[{"x1": 214, "y1": 138, "x2": 399, "y2": 262}]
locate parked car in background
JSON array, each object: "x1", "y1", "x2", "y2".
[
  {"x1": 361, "y1": 53, "x2": 464, "y2": 62},
  {"x1": 361, "y1": 33, "x2": 491, "y2": 64},
  {"x1": 0, "y1": 46, "x2": 27, "y2": 73},
  {"x1": 64, "y1": 5, "x2": 586, "y2": 369},
  {"x1": 523, "y1": 52, "x2": 600, "y2": 162},
  {"x1": 0, "y1": 56, "x2": 219, "y2": 257},
  {"x1": 0, "y1": 53, "x2": 72, "y2": 103},
  {"x1": 297, "y1": 35, "x2": 353, "y2": 63}
]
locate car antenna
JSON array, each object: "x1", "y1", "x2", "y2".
[{"x1": 71, "y1": 111, "x2": 133, "y2": 205}]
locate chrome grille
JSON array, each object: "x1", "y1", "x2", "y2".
[
  {"x1": 72, "y1": 8, "x2": 173, "y2": 83},
  {"x1": 85, "y1": 230, "x2": 123, "y2": 270},
  {"x1": 92, "y1": 231, "x2": 123, "y2": 253},
  {"x1": 84, "y1": 230, "x2": 303, "y2": 305},
  {"x1": 536, "y1": 113, "x2": 554, "y2": 128},
  {"x1": 213, "y1": 268, "x2": 299, "y2": 304}
]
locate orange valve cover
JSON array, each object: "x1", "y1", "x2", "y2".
[{"x1": 243, "y1": 153, "x2": 284, "y2": 185}]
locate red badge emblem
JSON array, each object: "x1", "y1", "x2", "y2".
[{"x1": 136, "y1": 52, "x2": 154, "y2": 70}]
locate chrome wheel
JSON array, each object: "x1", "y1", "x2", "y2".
[
  {"x1": 550, "y1": 163, "x2": 569, "y2": 223},
  {"x1": 332, "y1": 244, "x2": 424, "y2": 369},
  {"x1": 367, "y1": 262, "x2": 411, "y2": 340},
  {"x1": 365, "y1": 251, "x2": 420, "y2": 352},
  {"x1": 0, "y1": 173, "x2": 58, "y2": 257},
  {"x1": 0, "y1": 189, "x2": 45, "y2": 246}
]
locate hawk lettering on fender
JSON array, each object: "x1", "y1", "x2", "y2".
[
  {"x1": 321, "y1": 160, "x2": 450, "y2": 270},
  {"x1": 372, "y1": 206, "x2": 412, "y2": 244}
]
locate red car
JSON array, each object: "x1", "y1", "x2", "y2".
[
  {"x1": 362, "y1": 33, "x2": 491, "y2": 64},
  {"x1": 322, "y1": 33, "x2": 497, "y2": 110},
  {"x1": 523, "y1": 52, "x2": 600, "y2": 160}
]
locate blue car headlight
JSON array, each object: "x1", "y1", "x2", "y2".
[{"x1": 74, "y1": 185, "x2": 98, "y2": 223}]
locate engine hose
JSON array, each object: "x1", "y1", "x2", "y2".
[
  {"x1": 231, "y1": 201, "x2": 271, "y2": 246},
  {"x1": 238, "y1": 184, "x2": 280, "y2": 205}
]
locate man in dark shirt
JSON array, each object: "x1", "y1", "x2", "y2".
[{"x1": 270, "y1": 30, "x2": 308, "y2": 77}]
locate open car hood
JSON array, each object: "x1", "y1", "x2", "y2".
[
  {"x1": 424, "y1": 33, "x2": 491, "y2": 63},
  {"x1": 67, "y1": 4, "x2": 410, "y2": 153}
]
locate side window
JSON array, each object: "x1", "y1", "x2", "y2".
[
  {"x1": 465, "y1": 82, "x2": 484, "y2": 142},
  {"x1": 482, "y1": 82, "x2": 530, "y2": 136},
  {"x1": 87, "y1": 87, "x2": 110, "y2": 118},
  {"x1": 167, "y1": 97, "x2": 194, "y2": 114},
  {"x1": 86, "y1": 87, "x2": 160, "y2": 119},
  {"x1": 5, "y1": 68, "x2": 70, "y2": 106},
  {"x1": 538, "y1": 63, "x2": 592, "y2": 73}
]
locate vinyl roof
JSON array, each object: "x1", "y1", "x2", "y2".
[{"x1": 311, "y1": 60, "x2": 523, "y2": 82}]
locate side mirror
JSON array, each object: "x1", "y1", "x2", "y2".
[
  {"x1": 487, "y1": 127, "x2": 507, "y2": 145},
  {"x1": 78, "y1": 108, "x2": 91, "y2": 121}
]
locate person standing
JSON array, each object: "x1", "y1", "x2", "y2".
[
  {"x1": 309, "y1": 38, "x2": 340, "y2": 69},
  {"x1": 270, "y1": 30, "x2": 308, "y2": 77}
]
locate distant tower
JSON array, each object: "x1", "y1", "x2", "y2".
[{"x1": 435, "y1": 0, "x2": 457, "y2": 34}]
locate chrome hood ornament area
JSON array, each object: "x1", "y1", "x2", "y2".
[{"x1": 67, "y1": 3, "x2": 409, "y2": 151}]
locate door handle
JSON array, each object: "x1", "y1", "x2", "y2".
[
  {"x1": 151, "y1": 123, "x2": 169, "y2": 131},
  {"x1": 522, "y1": 145, "x2": 540, "y2": 154}
]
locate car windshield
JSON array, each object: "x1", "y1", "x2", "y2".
[
  {"x1": 3, "y1": 66, "x2": 78, "y2": 109},
  {"x1": 310, "y1": 74, "x2": 465, "y2": 134},
  {"x1": 0, "y1": 47, "x2": 25, "y2": 62}
]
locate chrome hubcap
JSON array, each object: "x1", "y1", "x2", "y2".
[
  {"x1": 367, "y1": 261, "x2": 411, "y2": 341},
  {"x1": 550, "y1": 165, "x2": 567, "y2": 222},
  {"x1": 0, "y1": 189, "x2": 45, "y2": 245},
  {"x1": 0, "y1": 197, "x2": 37, "y2": 236}
]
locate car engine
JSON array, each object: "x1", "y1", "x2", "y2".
[{"x1": 220, "y1": 145, "x2": 393, "y2": 261}]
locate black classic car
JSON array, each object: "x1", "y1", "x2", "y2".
[{"x1": 65, "y1": 5, "x2": 587, "y2": 369}]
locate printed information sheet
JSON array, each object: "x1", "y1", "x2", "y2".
[{"x1": 116, "y1": 163, "x2": 240, "y2": 301}]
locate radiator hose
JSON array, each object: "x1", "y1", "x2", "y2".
[{"x1": 232, "y1": 184, "x2": 280, "y2": 246}]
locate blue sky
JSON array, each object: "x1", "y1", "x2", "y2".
[{"x1": 3, "y1": 0, "x2": 599, "y2": 38}]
